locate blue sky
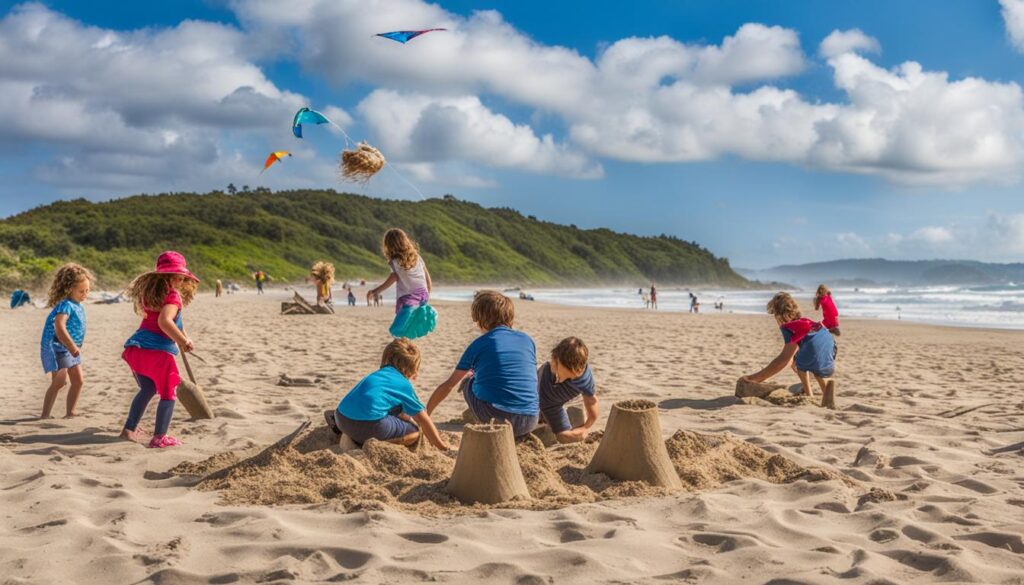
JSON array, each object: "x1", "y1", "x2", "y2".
[{"x1": 1, "y1": 0, "x2": 1023, "y2": 268}]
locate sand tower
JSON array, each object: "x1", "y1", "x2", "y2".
[
  {"x1": 585, "y1": 400, "x2": 681, "y2": 488},
  {"x1": 446, "y1": 423, "x2": 531, "y2": 504}
]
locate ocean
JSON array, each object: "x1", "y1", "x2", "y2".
[{"x1": 430, "y1": 284, "x2": 1024, "y2": 330}]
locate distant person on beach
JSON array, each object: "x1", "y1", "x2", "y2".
[
  {"x1": 120, "y1": 251, "x2": 199, "y2": 448},
  {"x1": 215, "y1": 279, "x2": 223, "y2": 298},
  {"x1": 253, "y1": 270, "x2": 268, "y2": 294},
  {"x1": 347, "y1": 289, "x2": 356, "y2": 306},
  {"x1": 538, "y1": 337, "x2": 599, "y2": 443},
  {"x1": 368, "y1": 228, "x2": 436, "y2": 338},
  {"x1": 426, "y1": 291, "x2": 539, "y2": 439},
  {"x1": 742, "y1": 292, "x2": 836, "y2": 409},
  {"x1": 374, "y1": 292, "x2": 382, "y2": 307},
  {"x1": 650, "y1": 285, "x2": 658, "y2": 310},
  {"x1": 814, "y1": 284, "x2": 840, "y2": 336},
  {"x1": 325, "y1": 338, "x2": 450, "y2": 450},
  {"x1": 690, "y1": 294, "x2": 700, "y2": 314},
  {"x1": 642, "y1": 291, "x2": 650, "y2": 308},
  {"x1": 39, "y1": 263, "x2": 94, "y2": 419},
  {"x1": 309, "y1": 261, "x2": 335, "y2": 306}
]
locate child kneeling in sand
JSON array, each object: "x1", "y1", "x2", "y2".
[
  {"x1": 326, "y1": 338, "x2": 450, "y2": 450},
  {"x1": 743, "y1": 292, "x2": 837, "y2": 408},
  {"x1": 539, "y1": 337, "x2": 598, "y2": 443},
  {"x1": 426, "y1": 291, "x2": 539, "y2": 439}
]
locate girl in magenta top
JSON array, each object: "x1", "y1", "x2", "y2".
[
  {"x1": 119, "y1": 251, "x2": 199, "y2": 448},
  {"x1": 814, "y1": 284, "x2": 840, "y2": 336}
]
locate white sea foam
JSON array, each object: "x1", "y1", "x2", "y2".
[{"x1": 431, "y1": 284, "x2": 1024, "y2": 330}]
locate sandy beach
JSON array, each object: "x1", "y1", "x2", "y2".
[{"x1": 2, "y1": 289, "x2": 1023, "y2": 584}]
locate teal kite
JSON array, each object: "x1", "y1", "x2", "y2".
[{"x1": 292, "y1": 107, "x2": 332, "y2": 138}]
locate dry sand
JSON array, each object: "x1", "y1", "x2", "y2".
[{"x1": 1, "y1": 289, "x2": 1023, "y2": 584}]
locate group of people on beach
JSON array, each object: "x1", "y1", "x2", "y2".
[{"x1": 34, "y1": 226, "x2": 839, "y2": 450}]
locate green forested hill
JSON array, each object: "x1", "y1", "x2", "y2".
[{"x1": 0, "y1": 190, "x2": 749, "y2": 290}]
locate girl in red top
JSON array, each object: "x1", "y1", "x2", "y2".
[
  {"x1": 814, "y1": 284, "x2": 840, "y2": 336},
  {"x1": 119, "y1": 251, "x2": 199, "y2": 448}
]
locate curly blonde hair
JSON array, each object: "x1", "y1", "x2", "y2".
[
  {"x1": 382, "y1": 228, "x2": 419, "y2": 270},
  {"x1": 47, "y1": 263, "x2": 94, "y2": 307},
  {"x1": 310, "y1": 261, "x2": 335, "y2": 287},
  {"x1": 813, "y1": 284, "x2": 831, "y2": 310},
  {"x1": 766, "y1": 292, "x2": 801, "y2": 323},
  {"x1": 126, "y1": 272, "x2": 197, "y2": 315}
]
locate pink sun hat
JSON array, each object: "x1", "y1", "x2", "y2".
[{"x1": 152, "y1": 250, "x2": 200, "y2": 282}]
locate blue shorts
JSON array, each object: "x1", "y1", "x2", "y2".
[
  {"x1": 799, "y1": 341, "x2": 837, "y2": 377},
  {"x1": 461, "y1": 378, "x2": 538, "y2": 438},
  {"x1": 49, "y1": 344, "x2": 81, "y2": 372},
  {"x1": 334, "y1": 409, "x2": 418, "y2": 445}
]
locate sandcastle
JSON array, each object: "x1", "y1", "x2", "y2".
[
  {"x1": 585, "y1": 400, "x2": 681, "y2": 488},
  {"x1": 446, "y1": 423, "x2": 530, "y2": 504},
  {"x1": 734, "y1": 377, "x2": 785, "y2": 399}
]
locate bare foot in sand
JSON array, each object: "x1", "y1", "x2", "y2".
[
  {"x1": 119, "y1": 428, "x2": 150, "y2": 444},
  {"x1": 40, "y1": 414, "x2": 54, "y2": 420},
  {"x1": 821, "y1": 380, "x2": 836, "y2": 410},
  {"x1": 64, "y1": 412, "x2": 78, "y2": 419}
]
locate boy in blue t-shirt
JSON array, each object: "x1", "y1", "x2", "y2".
[
  {"x1": 326, "y1": 338, "x2": 450, "y2": 450},
  {"x1": 743, "y1": 292, "x2": 837, "y2": 409},
  {"x1": 538, "y1": 337, "x2": 599, "y2": 443},
  {"x1": 426, "y1": 290, "x2": 539, "y2": 438}
]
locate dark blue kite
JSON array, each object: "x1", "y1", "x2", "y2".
[{"x1": 376, "y1": 28, "x2": 446, "y2": 44}]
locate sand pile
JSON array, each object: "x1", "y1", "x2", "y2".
[{"x1": 178, "y1": 422, "x2": 850, "y2": 516}]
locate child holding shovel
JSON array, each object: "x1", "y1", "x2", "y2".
[{"x1": 119, "y1": 251, "x2": 199, "y2": 448}]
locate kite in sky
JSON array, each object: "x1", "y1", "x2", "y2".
[
  {"x1": 292, "y1": 107, "x2": 333, "y2": 138},
  {"x1": 262, "y1": 151, "x2": 291, "y2": 173},
  {"x1": 376, "y1": 28, "x2": 446, "y2": 44}
]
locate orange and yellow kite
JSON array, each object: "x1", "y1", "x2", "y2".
[{"x1": 262, "y1": 151, "x2": 291, "y2": 173}]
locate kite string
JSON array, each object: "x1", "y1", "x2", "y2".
[
  {"x1": 328, "y1": 118, "x2": 425, "y2": 200},
  {"x1": 384, "y1": 161, "x2": 426, "y2": 200}
]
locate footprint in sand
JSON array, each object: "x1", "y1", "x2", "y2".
[{"x1": 398, "y1": 532, "x2": 449, "y2": 544}]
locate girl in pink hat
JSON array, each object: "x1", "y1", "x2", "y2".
[{"x1": 119, "y1": 251, "x2": 199, "y2": 448}]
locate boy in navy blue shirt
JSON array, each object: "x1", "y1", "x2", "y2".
[
  {"x1": 538, "y1": 337, "x2": 598, "y2": 443},
  {"x1": 326, "y1": 338, "x2": 450, "y2": 450},
  {"x1": 426, "y1": 291, "x2": 539, "y2": 438}
]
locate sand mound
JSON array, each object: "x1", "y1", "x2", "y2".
[{"x1": 182, "y1": 423, "x2": 850, "y2": 516}]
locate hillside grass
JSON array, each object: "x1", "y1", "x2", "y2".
[{"x1": 0, "y1": 190, "x2": 750, "y2": 291}]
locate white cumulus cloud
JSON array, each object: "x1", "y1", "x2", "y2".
[
  {"x1": 819, "y1": 29, "x2": 881, "y2": 58},
  {"x1": 1001, "y1": 0, "x2": 1024, "y2": 52},
  {"x1": 358, "y1": 90, "x2": 603, "y2": 179},
  {"x1": 0, "y1": 3, "x2": 348, "y2": 193}
]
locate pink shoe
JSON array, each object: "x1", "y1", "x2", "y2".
[{"x1": 148, "y1": 434, "x2": 183, "y2": 448}]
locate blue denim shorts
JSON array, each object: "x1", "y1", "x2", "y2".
[
  {"x1": 52, "y1": 344, "x2": 82, "y2": 371},
  {"x1": 333, "y1": 409, "x2": 418, "y2": 445}
]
